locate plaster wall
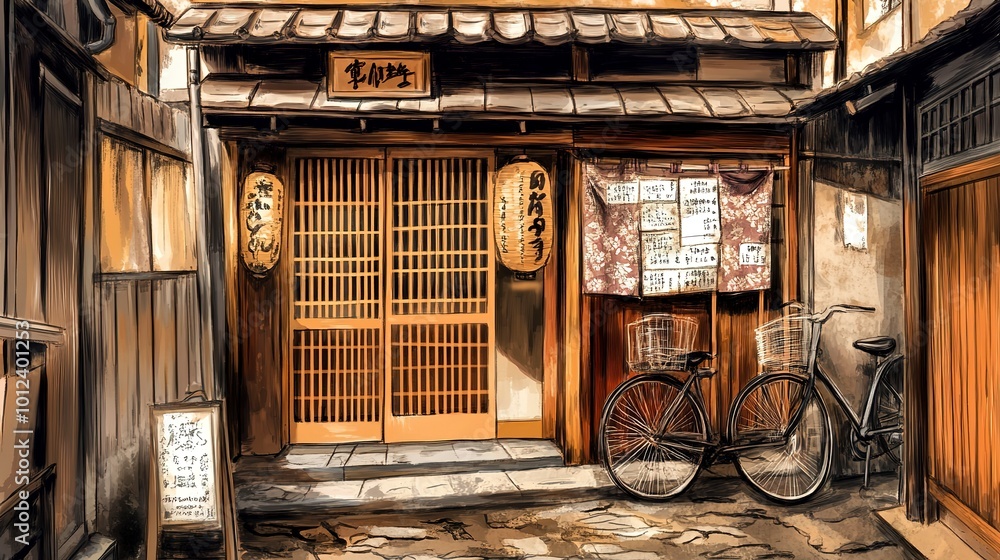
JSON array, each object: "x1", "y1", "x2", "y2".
[{"x1": 811, "y1": 180, "x2": 904, "y2": 475}]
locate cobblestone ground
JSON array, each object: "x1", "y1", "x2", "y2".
[{"x1": 239, "y1": 472, "x2": 903, "y2": 560}]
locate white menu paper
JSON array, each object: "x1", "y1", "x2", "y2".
[{"x1": 679, "y1": 177, "x2": 721, "y2": 245}]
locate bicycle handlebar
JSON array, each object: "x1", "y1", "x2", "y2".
[{"x1": 811, "y1": 304, "x2": 876, "y2": 323}]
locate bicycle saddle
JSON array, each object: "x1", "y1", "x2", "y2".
[
  {"x1": 853, "y1": 336, "x2": 896, "y2": 357},
  {"x1": 685, "y1": 351, "x2": 714, "y2": 368}
]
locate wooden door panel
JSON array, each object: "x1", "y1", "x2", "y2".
[
  {"x1": 290, "y1": 156, "x2": 384, "y2": 443},
  {"x1": 384, "y1": 153, "x2": 496, "y2": 442},
  {"x1": 924, "y1": 174, "x2": 1000, "y2": 538}
]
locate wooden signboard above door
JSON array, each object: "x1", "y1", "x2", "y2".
[{"x1": 327, "y1": 51, "x2": 431, "y2": 98}]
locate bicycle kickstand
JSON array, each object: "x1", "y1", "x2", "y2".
[{"x1": 863, "y1": 445, "x2": 872, "y2": 489}]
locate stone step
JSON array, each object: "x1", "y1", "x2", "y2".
[
  {"x1": 234, "y1": 439, "x2": 565, "y2": 485},
  {"x1": 237, "y1": 465, "x2": 617, "y2": 520}
]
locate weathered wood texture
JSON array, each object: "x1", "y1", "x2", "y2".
[
  {"x1": 923, "y1": 173, "x2": 1000, "y2": 542},
  {"x1": 43, "y1": 79, "x2": 86, "y2": 552},
  {"x1": 93, "y1": 275, "x2": 204, "y2": 559},
  {"x1": 583, "y1": 292, "x2": 766, "y2": 461},
  {"x1": 95, "y1": 76, "x2": 191, "y2": 155},
  {"x1": 234, "y1": 144, "x2": 287, "y2": 455}
]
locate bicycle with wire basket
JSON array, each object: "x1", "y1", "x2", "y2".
[{"x1": 598, "y1": 304, "x2": 903, "y2": 504}]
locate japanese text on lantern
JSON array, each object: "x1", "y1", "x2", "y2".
[
  {"x1": 494, "y1": 160, "x2": 553, "y2": 273},
  {"x1": 240, "y1": 170, "x2": 284, "y2": 276},
  {"x1": 155, "y1": 411, "x2": 219, "y2": 525}
]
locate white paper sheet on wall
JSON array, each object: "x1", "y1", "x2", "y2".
[
  {"x1": 679, "y1": 177, "x2": 722, "y2": 245},
  {"x1": 843, "y1": 191, "x2": 868, "y2": 251}
]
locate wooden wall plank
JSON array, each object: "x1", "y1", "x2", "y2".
[
  {"x1": 152, "y1": 279, "x2": 178, "y2": 403},
  {"x1": 96, "y1": 284, "x2": 116, "y2": 533},
  {"x1": 11, "y1": 31, "x2": 42, "y2": 321}
]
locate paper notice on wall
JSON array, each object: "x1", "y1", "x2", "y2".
[
  {"x1": 642, "y1": 269, "x2": 681, "y2": 296},
  {"x1": 643, "y1": 236, "x2": 719, "y2": 271},
  {"x1": 739, "y1": 243, "x2": 768, "y2": 267},
  {"x1": 680, "y1": 268, "x2": 718, "y2": 293},
  {"x1": 679, "y1": 177, "x2": 721, "y2": 245},
  {"x1": 641, "y1": 231, "x2": 679, "y2": 270},
  {"x1": 843, "y1": 191, "x2": 868, "y2": 250},
  {"x1": 606, "y1": 181, "x2": 640, "y2": 204},
  {"x1": 639, "y1": 179, "x2": 678, "y2": 202},
  {"x1": 640, "y1": 203, "x2": 679, "y2": 232}
]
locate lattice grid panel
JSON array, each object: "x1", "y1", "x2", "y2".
[
  {"x1": 294, "y1": 158, "x2": 382, "y2": 320},
  {"x1": 292, "y1": 328, "x2": 381, "y2": 423},
  {"x1": 390, "y1": 158, "x2": 490, "y2": 315},
  {"x1": 390, "y1": 323, "x2": 490, "y2": 416}
]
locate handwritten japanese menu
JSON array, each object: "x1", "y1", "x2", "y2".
[
  {"x1": 679, "y1": 178, "x2": 722, "y2": 246},
  {"x1": 156, "y1": 410, "x2": 219, "y2": 525},
  {"x1": 582, "y1": 162, "x2": 772, "y2": 298},
  {"x1": 606, "y1": 181, "x2": 640, "y2": 204}
]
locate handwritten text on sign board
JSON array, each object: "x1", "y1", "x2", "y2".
[
  {"x1": 606, "y1": 181, "x2": 639, "y2": 204},
  {"x1": 639, "y1": 179, "x2": 678, "y2": 202},
  {"x1": 643, "y1": 236, "x2": 720, "y2": 270},
  {"x1": 739, "y1": 243, "x2": 768, "y2": 266},
  {"x1": 640, "y1": 203, "x2": 680, "y2": 232},
  {"x1": 157, "y1": 411, "x2": 218, "y2": 525},
  {"x1": 679, "y1": 178, "x2": 721, "y2": 245}
]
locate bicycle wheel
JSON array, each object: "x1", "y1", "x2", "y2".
[
  {"x1": 728, "y1": 372, "x2": 833, "y2": 504},
  {"x1": 870, "y1": 356, "x2": 903, "y2": 464},
  {"x1": 599, "y1": 374, "x2": 709, "y2": 500}
]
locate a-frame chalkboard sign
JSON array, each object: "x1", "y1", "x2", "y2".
[{"x1": 149, "y1": 397, "x2": 238, "y2": 559}]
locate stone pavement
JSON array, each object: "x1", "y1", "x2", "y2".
[{"x1": 239, "y1": 469, "x2": 905, "y2": 560}]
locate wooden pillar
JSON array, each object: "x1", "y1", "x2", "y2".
[
  {"x1": 900, "y1": 81, "x2": 928, "y2": 523},
  {"x1": 559, "y1": 154, "x2": 586, "y2": 464},
  {"x1": 785, "y1": 127, "x2": 800, "y2": 303}
]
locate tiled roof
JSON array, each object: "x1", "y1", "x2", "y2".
[
  {"x1": 166, "y1": 6, "x2": 836, "y2": 50},
  {"x1": 200, "y1": 78, "x2": 814, "y2": 121}
]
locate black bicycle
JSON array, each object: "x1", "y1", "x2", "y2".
[{"x1": 598, "y1": 304, "x2": 903, "y2": 504}]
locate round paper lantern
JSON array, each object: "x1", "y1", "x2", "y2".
[
  {"x1": 240, "y1": 165, "x2": 284, "y2": 276},
  {"x1": 494, "y1": 158, "x2": 553, "y2": 273}
]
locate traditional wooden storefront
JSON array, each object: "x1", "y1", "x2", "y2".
[{"x1": 165, "y1": 6, "x2": 836, "y2": 458}]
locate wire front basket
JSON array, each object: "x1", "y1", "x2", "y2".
[
  {"x1": 626, "y1": 314, "x2": 698, "y2": 372},
  {"x1": 755, "y1": 314, "x2": 815, "y2": 373}
]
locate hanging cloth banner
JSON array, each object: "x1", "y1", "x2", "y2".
[
  {"x1": 582, "y1": 160, "x2": 774, "y2": 297},
  {"x1": 718, "y1": 171, "x2": 773, "y2": 293},
  {"x1": 582, "y1": 162, "x2": 641, "y2": 297}
]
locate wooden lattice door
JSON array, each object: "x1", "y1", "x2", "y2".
[
  {"x1": 383, "y1": 151, "x2": 497, "y2": 442},
  {"x1": 290, "y1": 152, "x2": 385, "y2": 443}
]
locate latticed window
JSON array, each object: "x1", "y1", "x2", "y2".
[{"x1": 920, "y1": 71, "x2": 999, "y2": 167}]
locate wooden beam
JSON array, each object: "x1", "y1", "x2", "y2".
[
  {"x1": 218, "y1": 127, "x2": 574, "y2": 147},
  {"x1": 574, "y1": 127, "x2": 792, "y2": 155},
  {"x1": 929, "y1": 480, "x2": 1000, "y2": 556},
  {"x1": 900, "y1": 81, "x2": 928, "y2": 523},
  {"x1": 572, "y1": 45, "x2": 590, "y2": 82},
  {"x1": 921, "y1": 151, "x2": 1000, "y2": 193}
]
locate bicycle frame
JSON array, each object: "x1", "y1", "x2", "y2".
[{"x1": 815, "y1": 354, "x2": 904, "y2": 439}]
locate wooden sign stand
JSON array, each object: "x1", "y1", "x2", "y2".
[{"x1": 148, "y1": 396, "x2": 239, "y2": 559}]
